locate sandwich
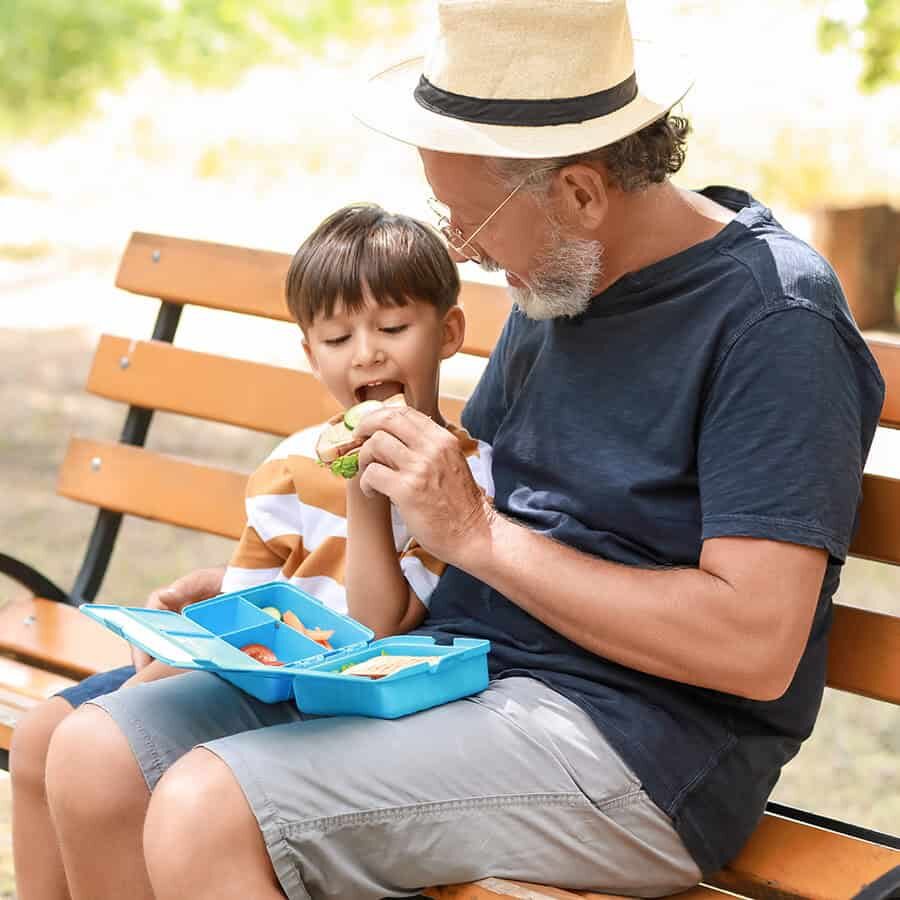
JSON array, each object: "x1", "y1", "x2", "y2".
[{"x1": 315, "y1": 393, "x2": 406, "y2": 478}]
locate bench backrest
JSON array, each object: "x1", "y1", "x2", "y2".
[{"x1": 59, "y1": 231, "x2": 900, "y2": 713}]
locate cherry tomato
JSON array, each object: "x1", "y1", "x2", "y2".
[{"x1": 240, "y1": 643, "x2": 284, "y2": 666}]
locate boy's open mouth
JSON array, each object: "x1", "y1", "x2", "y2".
[{"x1": 355, "y1": 380, "x2": 405, "y2": 403}]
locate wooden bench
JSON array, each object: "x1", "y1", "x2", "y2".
[{"x1": 2, "y1": 231, "x2": 899, "y2": 900}]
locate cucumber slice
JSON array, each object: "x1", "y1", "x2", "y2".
[{"x1": 343, "y1": 400, "x2": 383, "y2": 430}]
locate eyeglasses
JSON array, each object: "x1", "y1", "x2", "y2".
[{"x1": 427, "y1": 178, "x2": 528, "y2": 265}]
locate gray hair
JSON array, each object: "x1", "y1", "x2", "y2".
[{"x1": 486, "y1": 113, "x2": 691, "y2": 198}]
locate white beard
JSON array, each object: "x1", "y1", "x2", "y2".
[{"x1": 482, "y1": 226, "x2": 604, "y2": 321}]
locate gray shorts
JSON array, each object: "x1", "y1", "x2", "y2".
[{"x1": 90, "y1": 673, "x2": 700, "y2": 899}]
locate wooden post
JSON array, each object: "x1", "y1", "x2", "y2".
[{"x1": 811, "y1": 205, "x2": 899, "y2": 331}]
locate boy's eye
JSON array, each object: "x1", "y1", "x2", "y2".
[
  {"x1": 380, "y1": 324, "x2": 409, "y2": 335},
  {"x1": 323, "y1": 335, "x2": 350, "y2": 346}
]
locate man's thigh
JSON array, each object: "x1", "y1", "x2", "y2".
[{"x1": 205, "y1": 676, "x2": 701, "y2": 900}]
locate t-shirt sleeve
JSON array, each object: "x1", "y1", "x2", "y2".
[
  {"x1": 221, "y1": 527, "x2": 285, "y2": 593},
  {"x1": 396, "y1": 432, "x2": 496, "y2": 606},
  {"x1": 399, "y1": 539, "x2": 446, "y2": 608},
  {"x1": 698, "y1": 306, "x2": 881, "y2": 561},
  {"x1": 220, "y1": 458, "x2": 298, "y2": 593}
]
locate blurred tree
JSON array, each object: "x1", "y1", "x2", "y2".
[
  {"x1": 0, "y1": 0, "x2": 413, "y2": 136},
  {"x1": 819, "y1": 0, "x2": 900, "y2": 90}
]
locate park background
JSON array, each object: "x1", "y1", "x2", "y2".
[{"x1": 0, "y1": 0, "x2": 898, "y2": 895}]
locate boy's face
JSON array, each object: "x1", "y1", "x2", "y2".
[{"x1": 302, "y1": 293, "x2": 465, "y2": 421}]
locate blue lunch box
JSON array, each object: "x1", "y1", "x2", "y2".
[{"x1": 81, "y1": 581, "x2": 490, "y2": 718}]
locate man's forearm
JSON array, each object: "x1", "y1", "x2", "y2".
[{"x1": 456, "y1": 511, "x2": 804, "y2": 700}]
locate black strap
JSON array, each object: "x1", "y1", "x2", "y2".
[
  {"x1": 414, "y1": 72, "x2": 638, "y2": 126},
  {"x1": 0, "y1": 553, "x2": 69, "y2": 604}
]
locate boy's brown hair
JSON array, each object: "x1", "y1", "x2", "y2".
[{"x1": 285, "y1": 203, "x2": 460, "y2": 328}]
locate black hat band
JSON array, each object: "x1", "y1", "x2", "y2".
[{"x1": 414, "y1": 72, "x2": 638, "y2": 127}]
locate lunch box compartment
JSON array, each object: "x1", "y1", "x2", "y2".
[
  {"x1": 182, "y1": 596, "x2": 270, "y2": 633},
  {"x1": 292, "y1": 637, "x2": 490, "y2": 719}
]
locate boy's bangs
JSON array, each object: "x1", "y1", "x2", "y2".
[
  {"x1": 291, "y1": 227, "x2": 404, "y2": 326},
  {"x1": 359, "y1": 236, "x2": 419, "y2": 312},
  {"x1": 285, "y1": 204, "x2": 459, "y2": 327}
]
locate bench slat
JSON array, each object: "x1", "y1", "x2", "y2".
[
  {"x1": 850, "y1": 474, "x2": 900, "y2": 565},
  {"x1": 0, "y1": 598, "x2": 131, "y2": 681},
  {"x1": 0, "y1": 690, "x2": 38, "y2": 752},
  {"x1": 458, "y1": 280, "x2": 513, "y2": 359},
  {"x1": 870, "y1": 340, "x2": 900, "y2": 429},
  {"x1": 827, "y1": 603, "x2": 900, "y2": 703},
  {"x1": 115, "y1": 232, "x2": 509, "y2": 358},
  {"x1": 57, "y1": 438, "x2": 248, "y2": 539},
  {"x1": 115, "y1": 232, "x2": 292, "y2": 320},
  {"x1": 0, "y1": 659, "x2": 78, "y2": 752},
  {"x1": 61, "y1": 437, "x2": 900, "y2": 568},
  {"x1": 425, "y1": 880, "x2": 728, "y2": 899},
  {"x1": 424, "y1": 880, "x2": 587, "y2": 899},
  {"x1": 0, "y1": 655, "x2": 76, "y2": 700},
  {"x1": 580, "y1": 889, "x2": 728, "y2": 899},
  {"x1": 87, "y1": 335, "x2": 468, "y2": 435},
  {"x1": 708, "y1": 812, "x2": 900, "y2": 900}
]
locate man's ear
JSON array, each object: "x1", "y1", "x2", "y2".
[
  {"x1": 301, "y1": 337, "x2": 320, "y2": 377},
  {"x1": 440, "y1": 305, "x2": 466, "y2": 360},
  {"x1": 555, "y1": 163, "x2": 609, "y2": 232}
]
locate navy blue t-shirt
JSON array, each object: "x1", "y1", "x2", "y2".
[{"x1": 417, "y1": 187, "x2": 884, "y2": 875}]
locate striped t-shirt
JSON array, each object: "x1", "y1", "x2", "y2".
[{"x1": 221, "y1": 421, "x2": 494, "y2": 612}]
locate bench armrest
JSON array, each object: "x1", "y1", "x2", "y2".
[{"x1": 0, "y1": 553, "x2": 69, "y2": 604}]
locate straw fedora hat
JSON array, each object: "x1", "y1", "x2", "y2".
[{"x1": 354, "y1": 0, "x2": 693, "y2": 159}]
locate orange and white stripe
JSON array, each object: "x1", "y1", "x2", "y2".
[{"x1": 221, "y1": 420, "x2": 493, "y2": 612}]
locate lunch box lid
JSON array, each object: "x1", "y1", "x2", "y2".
[{"x1": 81, "y1": 582, "x2": 375, "y2": 675}]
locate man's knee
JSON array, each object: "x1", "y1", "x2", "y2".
[
  {"x1": 9, "y1": 696, "x2": 73, "y2": 794},
  {"x1": 45, "y1": 703, "x2": 147, "y2": 828}
]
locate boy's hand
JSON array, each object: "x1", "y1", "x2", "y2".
[{"x1": 132, "y1": 566, "x2": 226, "y2": 670}]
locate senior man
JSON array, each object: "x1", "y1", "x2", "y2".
[{"x1": 32, "y1": 2, "x2": 884, "y2": 899}]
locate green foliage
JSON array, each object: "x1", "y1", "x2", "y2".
[
  {"x1": 0, "y1": 0, "x2": 413, "y2": 136},
  {"x1": 819, "y1": 0, "x2": 900, "y2": 90}
]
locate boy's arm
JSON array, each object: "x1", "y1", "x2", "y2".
[{"x1": 345, "y1": 476, "x2": 427, "y2": 638}]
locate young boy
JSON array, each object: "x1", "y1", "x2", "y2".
[
  {"x1": 222, "y1": 202, "x2": 493, "y2": 637},
  {"x1": 10, "y1": 203, "x2": 494, "y2": 898}
]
